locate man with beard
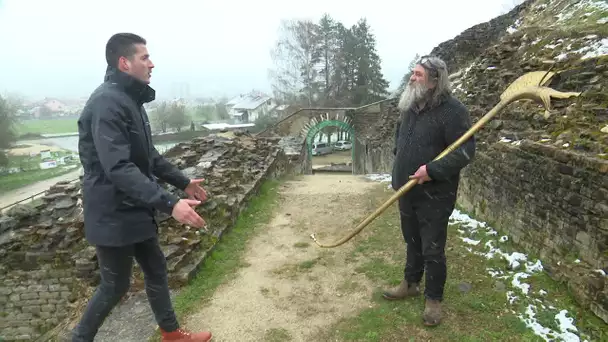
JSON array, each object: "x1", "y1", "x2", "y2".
[
  {"x1": 73, "y1": 33, "x2": 212, "y2": 341},
  {"x1": 383, "y1": 55, "x2": 476, "y2": 326}
]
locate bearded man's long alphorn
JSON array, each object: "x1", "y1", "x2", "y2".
[{"x1": 310, "y1": 70, "x2": 581, "y2": 248}]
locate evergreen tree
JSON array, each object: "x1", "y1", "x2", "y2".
[
  {"x1": 396, "y1": 53, "x2": 420, "y2": 95},
  {"x1": 268, "y1": 17, "x2": 390, "y2": 107},
  {"x1": 316, "y1": 14, "x2": 341, "y2": 106},
  {"x1": 331, "y1": 23, "x2": 356, "y2": 106}
]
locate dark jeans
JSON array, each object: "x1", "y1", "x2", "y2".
[
  {"x1": 398, "y1": 188, "x2": 456, "y2": 301},
  {"x1": 72, "y1": 236, "x2": 179, "y2": 341}
]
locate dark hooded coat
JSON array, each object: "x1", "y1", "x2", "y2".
[{"x1": 77, "y1": 67, "x2": 190, "y2": 246}]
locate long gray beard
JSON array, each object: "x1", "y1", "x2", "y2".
[{"x1": 398, "y1": 81, "x2": 428, "y2": 112}]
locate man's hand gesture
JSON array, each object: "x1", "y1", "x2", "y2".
[
  {"x1": 185, "y1": 178, "x2": 208, "y2": 202},
  {"x1": 409, "y1": 165, "x2": 432, "y2": 184},
  {"x1": 172, "y1": 199, "x2": 206, "y2": 228}
]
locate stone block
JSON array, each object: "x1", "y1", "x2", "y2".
[{"x1": 455, "y1": 142, "x2": 608, "y2": 323}]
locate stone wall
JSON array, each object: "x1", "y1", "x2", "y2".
[
  {"x1": 352, "y1": 140, "x2": 395, "y2": 175},
  {"x1": 257, "y1": 108, "x2": 347, "y2": 137},
  {"x1": 0, "y1": 132, "x2": 290, "y2": 341},
  {"x1": 429, "y1": 0, "x2": 533, "y2": 74},
  {"x1": 351, "y1": 98, "x2": 400, "y2": 174},
  {"x1": 457, "y1": 139, "x2": 608, "y2": 323},
  {"x1": 354, "y1": 0, "x2": 608, "y2": 324},
  {"x1": 431, "y1": 0, "x2": 608, "y2": 321},
  {"x1": 278, "y1": 135, "x2": 310, "y2": 175}
]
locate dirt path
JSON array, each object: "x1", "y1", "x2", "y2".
[
  {"x1": 0, "y1": 167, "x2": 82, "y2": 211},
  {"x1": 184, "y1": 174, "x2": 381, "y2": 342}
]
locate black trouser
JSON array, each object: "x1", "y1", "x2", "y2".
[
  {"x1": 398, "y1": 188, "x2": 456, "y2": 301},
  {"x1": 71, "y1": 236, "x2": 179, "y2": 341}
]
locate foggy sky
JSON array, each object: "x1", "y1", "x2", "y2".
[{"x1": 0, "y1": 0, "x2": 517, "y2": 101}]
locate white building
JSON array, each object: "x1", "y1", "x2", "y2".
[{"x1": 225, "y1": 92, "x2": 276, "y2": 123}]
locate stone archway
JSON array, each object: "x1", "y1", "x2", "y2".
[{"x1": 302, "y1": 113, "x2": 355, "y2": 173}]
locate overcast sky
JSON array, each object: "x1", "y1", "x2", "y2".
[{"x1": 0, "y1": 0, "x2": 519, "y2": 101}]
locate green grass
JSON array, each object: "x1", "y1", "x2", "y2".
[
  {"x1": 311, "y1": 185, "x2": 605, "y2": 342},
  {"x1": 263, "y1": 327, "x2": 293, "y2": 342},
  {"x1": 0, "y1": 166, "x2": 77, "y2": 194},
  {"x1": 144, "y1": 178, "x2": 603, "y2": 342},
  {"x1": 16, "y1": 118, "x2": 78, "y2": 135},
  {"x1": 0, "y1": 151, "x2": 79, "y2": 194},
  {"x1": 5, "y1": 151, "x2": 74, "y2": 170},
  {"x1": 148, "y1": 178, "x2": 283, "y2": 341}
]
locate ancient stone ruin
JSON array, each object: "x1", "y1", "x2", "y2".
[
  {"x1": 0, "y1": 132, "x2": 299, "y2": 341},
  {"x1": 1, "y1": 0, "x2": 607, "y2": 340},
  {"x1": 355, "y1": 0, "x2": 608, "y2": 324}
]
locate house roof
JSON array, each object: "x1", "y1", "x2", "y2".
[
  {"x1": 232, "y1": 94, "x2": 271, "y2": 110},
  {"x1": 226, "y1": 95, "x2": 245, "y2": 106}
]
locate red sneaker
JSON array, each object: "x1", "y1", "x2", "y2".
[{"x1": 161, "y1": 328, "x2": 212, "y2": 342}]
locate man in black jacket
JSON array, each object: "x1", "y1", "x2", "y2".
[
  {"x1": 72, "y1": 33, "x2": 212, "y2": 342},
  {"x1": 382, "y1": 55, "x2": 476, "y2": 327}
]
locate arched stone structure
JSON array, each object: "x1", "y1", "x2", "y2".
[
  {"x1": 303, "y1": 114, "x2": 355, "y2": 173},
  {"x1": 256, "y1": 98, "x2": 400, "y2": 175}
]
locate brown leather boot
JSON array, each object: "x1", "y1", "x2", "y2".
[
  {"x1": 382, "y1": 280, "x2": 420, "y2": 300},
  {"x1": 423, "y1": 299, "x2": 442, "y2": 326},
  {"x1": 161, "y1": 328, "x2": 212, "y2": 342}
]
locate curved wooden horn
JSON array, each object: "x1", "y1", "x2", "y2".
[{"x1": 311, "y1": 71, "x2": 581, "y2": 248}]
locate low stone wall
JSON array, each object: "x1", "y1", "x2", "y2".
[
  {"x1": 351, "y1": 98, "x2": 399, "y2": 175},
  {"x1": 457, "y1": 139, "x2": 608, "y2": 323},
  {"x1": 0, "y1": 132, "x2": 291, "y2": 341},
  {"x1": 353, "y1": 140, "x2": 394, "y2": 175},
  {"x1": 278, "y1": 136, "x2": 309, "y2": 175},
  {"x1": 257, "y1": 108, "x2": 347, "y2": 137}
]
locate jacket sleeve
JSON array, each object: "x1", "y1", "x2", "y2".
[
  {"x1": 393, "y1": 121, "x2": 401, "y2": 155},
  {"x1": 91, "y1": 96, "x2": 181, "y2": 215},
  {"x1": 150, "y1": 147, "x2": 191, "y2": 190},
  {"x1": 426, "y1": 105, "x2": 476, "y2": 181}
]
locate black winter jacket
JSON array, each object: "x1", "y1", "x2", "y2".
[
  {"x1": 391, "y1": 93, "x2": 476, "y2": 198},
  {"x1": 77, "y1": 67, "x2": 190, "y2": 247}
]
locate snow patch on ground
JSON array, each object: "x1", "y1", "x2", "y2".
[
  {"x1": 363, "y1": 176, "x2": 592, "y2": 341},
  {"x1": 365, "y1": 173, "x2": 392, "y2": 189},
  {"x1": 449, "y1": 209, "x2": 589, "y2": 342},
  {"x1": 506, "y1": 18, "x2": 522, "y2": 34}
]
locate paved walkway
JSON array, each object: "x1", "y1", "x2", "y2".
[{"x1": 0, "y1": 167, "x2": 82, "y2": 212}]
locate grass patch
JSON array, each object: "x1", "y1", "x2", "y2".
[
  {"x1": 0, "y1": 166, "x2": 78, "y2": 193},
  {"x1": 148, "y1": 178, "x2": 282, "y2": 341},
  {"x1": 264, "y1": 327, "x2": 292, "y2": 342},
  {"x1": 313, "y1": 184, "x2": 604, "y2": 342},
  {"x1": 271, "y1": 258, "x2": 320, "y2": 279},
  {"x1": 0, "y1": 150, "x2": 80, "y2": 193},
  {"x1": 16, "y1": 118, "x2": 78, "y2": 135},
  {"x1": 337, "y1": 280, "x2": 366, "y2": 294}
]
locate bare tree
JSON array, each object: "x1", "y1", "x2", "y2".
[
  {"x1": 268, "y1": 19, "x2": 321, "y2": 106},
  {"x1": 151, "y1": 101, "x2": 170, "y2": 133},
  {"x1": 0, "y1": 95, "x2": 18, "y2": 166},
  {"x1": 167, "y1": 102, "x2": 188, "y2": 132}
]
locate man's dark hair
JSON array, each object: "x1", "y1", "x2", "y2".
[{"x1": 105, "y1": 33, "x2": 146, "y2": 68}]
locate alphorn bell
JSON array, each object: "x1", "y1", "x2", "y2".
[{"x1": 310, "y1": 70, "x2": 581, "y2": 248}]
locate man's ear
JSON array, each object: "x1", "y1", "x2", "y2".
[{"x1": 118, "y1": 56, "x2": 131, "y2": 72}]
